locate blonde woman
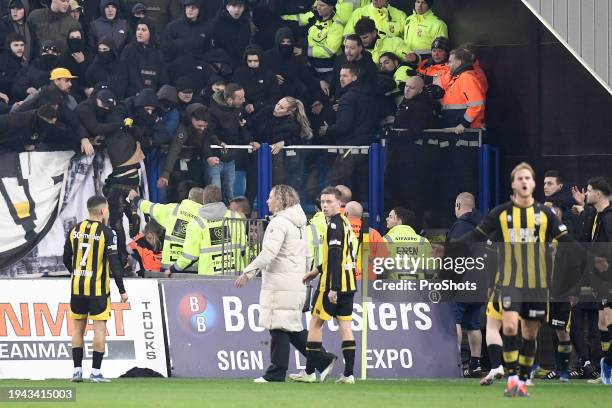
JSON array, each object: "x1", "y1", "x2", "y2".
[
  {"x1": 249, "y1": 97, "x2": 313, "y2": 186},
  {"x1": 236, "y1": 185, "x2": 336, "y2": 382}
]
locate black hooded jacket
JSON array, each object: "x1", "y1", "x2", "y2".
[
  {"x1": 231, "y1": 46, "x2": 276, "y2": 113},
  {"x1": 75, "y1": 94, "x2": 122, "y2": 137},
  {"x1": 0, "y1": 46, "x2": 24, "y2": 99},
  {"x1": 262, "y1": 27, "x2": 320, "y2": 102},
  {"x1": 88, "y1": 0, "x2": 131, "y2": 52},
  {"x1": 86, "y1": 36, "x2": 129, "y2": 99},
  {"x1": 211, "y1": 1, "x2": 251, "y2": 68},
  {"x1": 120, "y1": 16, "x2": 167, "y2": 96},
  {"x1": 161, "y1": 0, "x2": 213, "y2": 62},
  {"x1": 12, "y1": 53, "x2": 61, "y2": 100}
]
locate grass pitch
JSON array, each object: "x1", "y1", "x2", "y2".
[{"x1": 0, "y1": 378, "x2": 609, "y2": 408}]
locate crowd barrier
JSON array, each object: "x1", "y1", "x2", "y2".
[
  {"x1": 0, "y1": 129, "x2": 499, "y2": 276},
  {"x1": 0, "y1": 278, "x2": 461, "y2": 379}
]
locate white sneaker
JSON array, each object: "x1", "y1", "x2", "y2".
[
  {"x1": 253, "y1": 377, "x2": 268, "y2": 383},
  {"x1": 320, "y1": 357, "x2": 337, "y2": 383},
  {"x1": 480, "y1": 365, "x2": 504, "y2": 386},
  {"x1": 289, "y1": 370, "x2": 316, "y2": 383},
  {"x1": 336, "y1": 375, "x2": 355, "y2": 384}
]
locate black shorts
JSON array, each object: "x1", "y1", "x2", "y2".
[
  {"x1": 70, "y1": 296, "x2": 111, "y2": 321},
  {"x1": 500, "y1": 288, "x2": 547, "y2": 322},
  {"x1": 600, "y1": 300, "x2": 612, "y2": 310},
  {"x1": 312, "y1": 290, "x2": 354, "y2": 321},
  {"x1": 549, "y1": 302, "x2": 571, "y2": 331}
]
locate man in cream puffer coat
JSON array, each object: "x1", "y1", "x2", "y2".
[{"x1": 236, "y1": 185, "x2": 336, "y2": 382}]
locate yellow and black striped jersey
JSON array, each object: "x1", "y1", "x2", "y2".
[
  {"x1": 63, "y1": 220, "x2": 121, "y2": 298},
  {"x1": 320, "y1": 213, "x2": 357, "y2": 294},
  {"x1": 472, "y1": 201, "x2": 568, "y2": 290}
]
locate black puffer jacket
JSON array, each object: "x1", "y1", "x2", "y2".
[
  {"x1": 161, "y1": 0, "x2": 213, "y2": 62},
  {"x1": 86, "y1": 36, "x2": 129, "y2": 99},
  {"x1": 211, "y1": 1, "x2": 251, "y2": 68},
  {"x1": 249, "y1": 104, "x2": 300, "y2": 146}
]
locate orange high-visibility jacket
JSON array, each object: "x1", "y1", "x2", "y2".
[{"x1": 437, "y1": 66, "x2": 486, "y2": 128}]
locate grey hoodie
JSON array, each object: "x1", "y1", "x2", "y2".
[{"x1": 199, "y1": 201, "x2": 228, "y2": 220}]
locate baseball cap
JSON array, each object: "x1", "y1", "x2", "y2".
[
  {"x1": 41, "y1": 40, "x2": 59, "y2": 54},
  {"x1": 49, "y1": 68, "x2": 78, "y2": 81},
  {"x1": 132, "y1": 2, "x2": 146, "y2": 14},
  {"x1": 96, "y1": 89, "x2": 116, "y2": 109},
  {"x1": 69, "y1": 0, "x2": 82, "y2": 11}
]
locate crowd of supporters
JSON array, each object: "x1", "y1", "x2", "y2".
[{"x1": 0, "y1": 0, "x2": 488, "y2": 208}]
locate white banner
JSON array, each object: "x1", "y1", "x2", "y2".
[{"x1": 0, "y1": 279, "x2": 168, "y2": 379}]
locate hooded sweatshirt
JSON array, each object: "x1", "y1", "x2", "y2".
[
  {"x1": 120, "y1": 16, "x2": 167, "y2": 96},
  {"x1": 88, "y1": 0, "x2": 130, "y2": 52},
  {"x1": 86, "y1": 36, "x2": 129, "y2": 99},
  {"x1": 211, "y1": 0, "x2": 251, "y2": 68},
  {"x1": 262, "y1": 27, "x2": 320, "y2": 102},
  {"x1": 230, "y1": 45, "x2": 276, "y2": 112},
  {"x1": 1, "y1": 0, "x2": 33, "y2": 61},
  {"x1": 161, "y1": 0, "x2": 213, "y2": 62}
]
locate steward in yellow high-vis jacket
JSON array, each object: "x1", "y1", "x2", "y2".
[
  {"x1": 344, "y1": 0, "x2": 407, "y2": 38},
  {"x1": 129, "y1": 187, "x2": 203, "y2": 273},
  {"x1": 169, "y1": 185, "x2": 242, "y2": 275}
]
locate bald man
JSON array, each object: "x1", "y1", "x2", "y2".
[
  {"x1": 447, "y1": 192, "x2": 484, "y2": 377},
  {"x1": 385, "y1": 74, "x2": 439, "y2": 213},
  {"x1": 345, "y1": 201, "x2": 363, "y2": 218}
]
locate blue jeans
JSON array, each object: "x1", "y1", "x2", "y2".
[{"x1": 207, "y1": 160, "x2": 235, "y2": 201}]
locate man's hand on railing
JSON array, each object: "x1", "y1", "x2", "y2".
[
  {"x1": 0, "y1": 92, "x2": 8, "y2": 104},
  {"x1": 453, "y1": 124, "x2": 466, "y2": 134},
  {"x1": 157, "y1": 177, "x2": 169, "y2": 188},
  {"x1": 80, "y1": 138, "x2": 94, "y2": 155},
  {"x1": 250, "y1": 141, "x2": 261, "y2": 151}
]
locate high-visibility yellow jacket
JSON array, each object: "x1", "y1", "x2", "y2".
[
  {"x1": 383, "y1": 224, "x2": 433, "y2": 279},
  {"x1": 404, "y1": 9, "x2": 448, "y2": 55},
  {"x1": 344, "y1": 3, "x2": 407, "y2": 38},
  {"x1": 367, "y1": 34, "x2": 414, "y2": 64},
  {"x1": 171, "y1": 202, "x2": 243, "y2": 275},
  {"x1": 136, "y1": 197, "x2": 202, "y2": 272},
  {"x1": 281, "y1": 0, "x2": 361, "y2": 27}
]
